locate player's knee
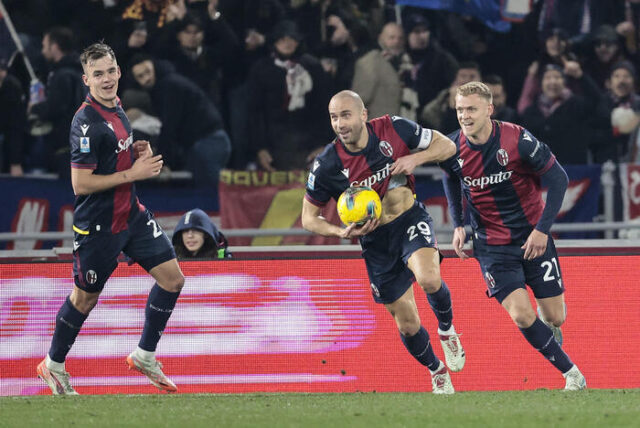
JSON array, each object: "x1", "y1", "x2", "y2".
[
  {"x1": 165, "y1": 273, "x2": 185, "y2": 293},
  {"x1": 509, "y1": 307, "x2": 536, "y2": 328},
  {"x1": 416, "y1": 272, "x2": 441, "y2": 294},
  {"x1": 397, "y1": 321, "x2": 421, "y2": 337},
  {"x1": 69, "y1": 289, "x2": 99, "y2": 315},
  {"x1": 546, "y1": 311, "x2": 565, "y2": 327}
]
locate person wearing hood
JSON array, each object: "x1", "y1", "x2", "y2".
[
  {"x1": 129, "y1": 53, "x2": 231, "y2": 189},
  {"x1": 172, "y1": 208, "x2": 230, "y2": 259},
  {"x1": 246, "y1": 19, "x2": 333, "y2": 171},
  {"x1": 29, "y1": 27, "x2": 87, "y2": 175}
]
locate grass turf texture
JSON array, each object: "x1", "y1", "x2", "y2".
[{"x1": 1, "y1": 390, "x2": 638, "y2": 427}]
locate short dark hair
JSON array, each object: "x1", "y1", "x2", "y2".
[
  {"x1": 483, "y1": 74, "x2": 504, "y2": 87},
  {"x1": 128, "y1": 53, "x2": 154, "y2": 71},
  {"x1": 80, "y1": 42, "x2": 116, "y2": 69},
  {"x1": 45, "y1": 27, "x2": 74, "y2": 53}
]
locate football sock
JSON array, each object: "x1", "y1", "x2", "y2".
[
  {"x1": 134, "y1": 347, "x2": 155, "y2": 362},
  {"x1": 139, "y1": 283, "x2": 180, "y2": 352},
  {"x1": 49, "y1": 296, "x2": 88, "y2": 363},
  {"x1": 400, "y1": 326, "x2": 441, "y2": 372},
  {"x1": 426, "y1": 281, "x2": 453, "y2": 331},
  {"x1": 519, "y1": 318, "x2": 573, "y2": 373}
]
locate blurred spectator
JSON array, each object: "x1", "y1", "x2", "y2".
[
  {"x1": 520, "y1": 62, "x2": 601, "y2": 164},
  {"x1": 518, "y1": 28, "x2": 579, "y2": 115},
  {"x1": 246, "y1": 20, "x2": 332, "y2": 171},
  {"x1": 592, "y1": 61, "x2": 640, "y2": 163},
  {"x1": 158, "y1": 12, "x2": 240, "y2": 107},
  {"x1": 421, "y1": 61, "x2": 482, "y2": 134},
  {"x1": 536, "y1": 0, "x2": 626, "y2": 49},
  {"x1": 583, "y1": 25, "x2": 629, "y2": 90},
  {"x1": 318, "y1": 10, "x2": 372, "y2": 92},
  {"x1": 172, "y1": 208, "x2": 231, "y2": 259},
  {"x1": 484, "y1": 74, "x2": 518, "y2": 123},
  {"x1": 0, "y1": 59, "x2": 26, "y2": 176},
  {"x1": 29, "y1": 27, "x2": 86, "y2": 176},
  {"x1": 404, "y1": 13, "x2": 458, "y2": 110},
  {"x1": 352, "y1": 22, "x2": 417, "y2": 120},
  {"x1": 129, "y1": 54, "x2": 231, "y2": 188}
]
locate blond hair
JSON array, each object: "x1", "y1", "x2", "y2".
[{"x1": 456, "y1": 81, "x2": 492, "y2": 103}]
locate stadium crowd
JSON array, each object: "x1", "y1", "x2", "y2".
[{"x1": 2, "y1": 0, "x2": 640, "y2": 184}]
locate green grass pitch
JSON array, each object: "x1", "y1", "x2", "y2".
[{"x1": 1, "y1": 390, "x2": 639, "y2": 428}]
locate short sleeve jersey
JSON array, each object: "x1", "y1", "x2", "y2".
[
  {"x1": 70, "y1": 94, "x2": 143, "y2": 234},
  {"x1": 441, "y1": 120, "x2": 556, "y2": 245},
  {"x1": 305, "y1": 115, "x2": 433, "y2": 206}
]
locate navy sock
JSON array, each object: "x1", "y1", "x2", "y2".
[
  {"x1": 49, "y1": 297, "x2": 88, "y2": 363},
  {"x1": 519, "y1": 318, "x2": 573, "y2": 373},
  {"x1": 400, "y1": 326, "x2": 441, "y2": 372},
  {"x1": 426, "y1": 281, "x2": 453, "y2": 331},
  {"x1": 139, "y1": 283, "x2": 180, "y2": 352}
]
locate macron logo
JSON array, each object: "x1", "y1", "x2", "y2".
[
  {"x1": 457, "y1": 158, "x2": 464, "y2": 168},
  {"x1": 341, "y1": 168, "x2": 349, "y2": 178}
]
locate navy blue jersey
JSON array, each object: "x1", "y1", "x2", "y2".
[
  {"x1": 70, "y1": 94, "x2": 143, "y2": 234},
  {"x1": 305, "y1": 115, "x2": 433, "y2": 206},
  {"x1": 441, "y1": 121, "x2": 556, "y2": 245}
]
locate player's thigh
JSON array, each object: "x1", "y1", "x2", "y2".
[
  {"x1": 474, "y1": 242, "x2": 526, "y2": 303},
  {"x1": 384, "y1": 286, "x2": 421, "y2": 336},
  {"x1": 149, "y1": 258, "x2": 185, "y2": 293},
  {"x1": 407, "y1": 247, "x2": 441, "y2": 293},
  {"x1": 72, "y1": 231, "x2": 121, "y2": 293},
  {"x1": 523, "y1": 237, "x2": 565, "y2": 300},
  {"x1": 535, "y1": 294, "x2": 566, "y2": 325},
  {"x1": 124, "y1": 210, "x2": 177, "y2": 274}
]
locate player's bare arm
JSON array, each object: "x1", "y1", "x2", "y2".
[
  {"x1": 71, "y1": 151, "x2": 163, "y2": 196},
  {"x1": 302, "y1": 198, "x2": 378, "y2": 238},
  {"x1": 390, "y1": 131, "x2": 456, "y2": 176}
]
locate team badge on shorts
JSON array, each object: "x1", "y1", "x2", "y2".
[
  {"x1": 86, "y1": 270, "x2": 98, "y2": 285},
  {"x1": 370, "y1": 282, "x2": 381, "y2": 298},
  {"x1": 379, "y1": 140, "x2": 393, "y2": 157},
  {"x1": 496, "y1": 148, "x2": 509, "y2": 166},
  {"x1": 484, "y1": 271, "x2": 496, "y2": 289}
]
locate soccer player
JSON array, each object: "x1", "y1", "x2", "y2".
[
  {"x1": 440, "y1": 81, "x2": 586, "y2": 390},
  {"x1": 36, "y1": 43, "x2": 185, "y2": 395},
  {"x1": 302, "y1": 90, "x2": 465, "y2": 394}
]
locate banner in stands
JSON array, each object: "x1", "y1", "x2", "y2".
[
  {"x1": 620, "y1": 163, "x2": 640, "y2": 238},
  {"x1": 0, "y1": 165, "x2": 602, "y2": 249},
  {"x1": 219, "y1": 166, "x2": 602, "y2": 245},
  {"x1": 1, "y1": 256, "x2": 639, "y2": 395}
]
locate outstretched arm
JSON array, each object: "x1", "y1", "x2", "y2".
[{"x1": 390, "y1": 131, "x2": 456, "y2": 175}]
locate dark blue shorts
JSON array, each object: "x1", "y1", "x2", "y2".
[
  {"x1": 473, "y1": 236, "x2": 565, "y2": 304},
  {"x1": 359, "y1": 202, "x2": 438, "y2": 304},
  {"x1": 72, "y1": 209, "x2": 176, "y2": 292}
]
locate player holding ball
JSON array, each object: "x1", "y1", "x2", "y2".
[{"x1": 302, "y1": 90, "x2": 464, "y2": 394}]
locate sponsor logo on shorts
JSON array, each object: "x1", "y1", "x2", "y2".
[
  {"x1": 86, "y1": 270, "x2": 98, "y2": 285},
  {"x1": 370, "y1": 283, "x2": 380, "y2": 298},
  {"x1": 484, "y1": 271, "x2": 496, "y2": 289}
]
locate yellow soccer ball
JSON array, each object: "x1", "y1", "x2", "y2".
[{"x1": 336, "y1": 186, "x2": 382, "y2": 226}]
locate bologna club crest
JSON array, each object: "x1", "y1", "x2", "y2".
[
  {"x1": 496, "y1": 148, "x2": 509, "y2": 166},
  {"x1": 379, "y1": 140, "x2": 393, "y2": 157},
  {"x1": 484, "y1": 271, "x2": 496, "y2": 289}
]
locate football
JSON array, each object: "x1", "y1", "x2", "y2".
[{"x1": 336, "y1": 186, "x2": 382, "y2": 226}]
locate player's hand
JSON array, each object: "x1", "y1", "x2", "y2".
[
  {"x1": 257, "y1": 149, "x2": 276, "y2": 172},
  {"x1": 341, "y1": 218, "x2": 379, "y2": 238},
  {"x1": 390, "y1": 154, "x2": 419, "y2": 176},
  {"x1": 133, "y1": 140, "x2": 152, "y2": 159},
  {"x1": 130, "y1": 153, "x2": 163, "y2": 181},
  {"x1": 521, "y1": 229, "x2": 548, "y2": 260},
  {"x1": 452, "y1": 226, "x2": 469, "y2": 260}
]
